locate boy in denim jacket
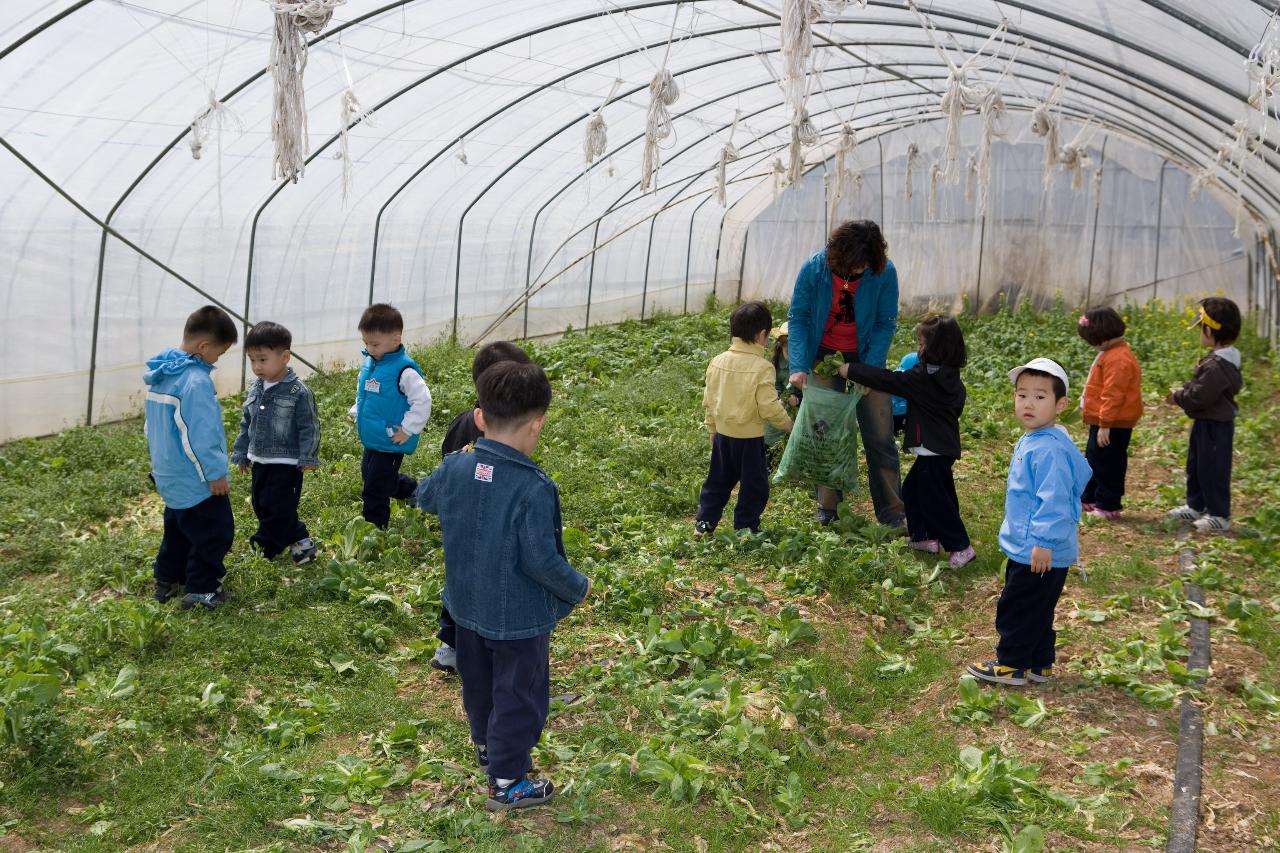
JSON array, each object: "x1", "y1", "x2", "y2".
[
  {"x1": 416, "y1": 361, "x2": 589, "y2": 811},
  {"x1": 349, "y1": 304, "x2": 432, "y2": 528},
  {"x1": 144, "y1": 305, "x2": 238, "y2": 610},
  {"x1": 967, "y1": 358, "x2": 1091, "y2": 687},
  {"x1": 231, "y1": 321, "x2": 320, "y2": 564}
]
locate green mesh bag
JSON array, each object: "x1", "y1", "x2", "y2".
[{"x1": 772, "y1": 384, "x2": 863, "y2": 493}]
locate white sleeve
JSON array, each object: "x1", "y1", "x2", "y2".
[
  {"x1": 398, "y1": 370, "x2": 433, "y2": 435},
  {"x1": 348, "y1": 400, "x2": 358, "y2": 420}
]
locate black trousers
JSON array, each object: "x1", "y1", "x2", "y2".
[
  {"x1": 901, "y1": 455, "x2": 969, "y2": 551},
  {"x1": 437, "y1": 605, "x2": 457, "y2": 647},
  {"x1": 1187, "y1": 419, "x2": 1233, "y2": 519},
  {"x1": 249, "y1": 463, "x2": 308, "y2": 558},
  {"x1": 995, "y1": 559, "x2": 1069, "y2": 670},
  {"x1": 1082, "y1": 425, "x2": 1132, "y2": 512},
  {"x1": 696, "y1": 434, "x2": 769, "y2": 532},
  {"x1": 361, "y1": 448, "x2": 418, "y2": 528},
  {"x1": 154, "y1": 494, "x2": 234, "y2": 594},
  {"x1": 454, "y1": 626, "x2": 550, "y2": 781}
]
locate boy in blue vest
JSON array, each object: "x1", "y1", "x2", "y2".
[
  {"x1": 967, "y1": 358, "x2": 1092, "y2": 686},
  {"x1": 416, "y1": 361, "x2": 590, "y2": 811},
  {"x1": 349, "y1": 304, "x2": 432, "y2": 528},
  {"x1": 144, "y1": 305, "x2": 238, "y2": 610}
]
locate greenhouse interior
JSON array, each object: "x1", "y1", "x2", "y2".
[{"x1": 3, "y1": 1, "x2": 1280, "y2": 851}]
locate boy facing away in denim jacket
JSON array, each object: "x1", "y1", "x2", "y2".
[
  {"x1": 231, "y1": 321, "x2": 320, "y2": 565},
  {"x1": 416, "y1": 361, "x2": 590, "y2": 811},
  {"x1": 967, "y1": 358, "x2": 1091, "y2": 687},
  {"x1": 144, "y1": 305, "x2": 238, "y2": 611}
]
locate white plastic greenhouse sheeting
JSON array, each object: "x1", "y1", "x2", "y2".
[{"x1": 2, "y1": 1, "x2": 1280, "y2": 441}]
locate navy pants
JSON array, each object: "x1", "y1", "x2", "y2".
[
  {"x1": 454, "y1": 626, "x2": 550, "y2": 781},
  {"x1": 697, "y1": 434, "x2": 769, "y2": 532},
  {"x1": 437, "y1": 605, "x2": 457, "y2": 647},
  {"x1": 1082, "y1": 425, "x2": 1132, "y2": 512},
  {"x1": 995, "y1": 559, "x2": 1069, "y2": 670},
  {"x1": 249, "y1": 463, "x2": 308, "y2": 558},
  {"x1": 361, "y1": 448, "x2": 418, "y2": 528},
  {"x1": 901, "y1": 455, "x2": 969, "y2": 551},
  {"x1": 154, "y1": 494, "x2": 234, "y2": 594},
  {"x1": 1187, "y1": 419, "x2": 1233, "y2": 519}
]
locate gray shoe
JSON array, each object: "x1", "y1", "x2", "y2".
[
  {"x1": 154, "y1": 580, "x2": 182, "y2": 603},
  {"x1": 815, "y1": 508, "x2": 838, "y2": 526},
  {"x1": 180, "y1": 589, "x2": 228, "y2": 611},
  {"x1": 430, "y1": 643, "x2": 457, "y2": 672},
  {"x1": 290, "y1": 537, "x2": 318, "y2": 565}
]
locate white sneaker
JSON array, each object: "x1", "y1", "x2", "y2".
[
  {"x1": 1193, "y1": 515, "x2": 1231, "y2": 533},
  {"x1": 430, "y1": 643, "x2": 457, "y2": 672},
  {"x1": 1167, "y1": 505, "x2": 1204, "y2": 521}
]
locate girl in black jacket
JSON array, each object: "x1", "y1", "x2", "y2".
[{"x1": 840, "y1": 316, "x2": 975, "y2": 567}]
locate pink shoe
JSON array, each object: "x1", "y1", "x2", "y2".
[
  {"x1": 908, "y1": 539, "x2": 940, "y2": 553},
  {"x1": 949, "y1": 546, "x2": 977, "y2": 568},
  {"x1": 1081, "y1": 502, "x2": 1096, "y2": 513},
  {"x1": 1087, "y1": 507, "x2": 1121, "y2": 521}
]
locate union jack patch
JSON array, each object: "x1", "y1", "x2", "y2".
[{"x1": 474, "y1": 463, "x2": 494, "y2": 482}]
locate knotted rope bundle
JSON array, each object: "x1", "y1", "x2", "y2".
[
  {"x1": 266, "y1": 0, "x2": 344, "y2": 183},
  {"x1": 904, "y1": 142, "x2": 920, "y2": 201},
  {"x1": 584, "y1": 79, "x2": 622, "y2": 166},
  {"x1": 640, "y1": 68, "x2": 680, "y2": 191},
  {"x1": 1029, "y1": 72, "x2": 1068, "y2": 191}
]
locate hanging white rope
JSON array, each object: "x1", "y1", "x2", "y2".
[
  {"x1": 189, "y1": 89, "x2": 244, "y2": 223},
  {"x1": 1247, "y1": 10, "x2": 1280, "y2": 152},
  {"x1": 906, "y1": 0, "x2": 1009, "y2": 182},
  {"x1": 974, "y1": 86, "x2": 1007, "y2": 215},
  {"x1": 780, "y1": 1, "x2": 853, "y2": 184},
  {"x1": 716, "y1": 110, "x2": 741, "y2": 207},
  {"x1": 904, "y1": 142, "x2": 921, "y2": 201},
  {"x1": 334, "y1": 44, "x2": 372, "y2": 206},
  {"x1": 964, "y1": 154, "x2": 977, "y2": 203},
  {"x1": 772, "y1": 156, "x2": 788, "y2": 197},
  {"x1": 927, "y1": 162, "x2": 942, "y2": 219},
  {"x1": 456, "y1": 136, "x2": 468, "y2": 165},
  {"x1": 640, "y1": 5, "x2": 683, "y2": 192},
  {"x1": 827, "y1": 122, "x2": 859, "y2": 222},
  {"x1": 266, "y1": 0, "x2": 344, "y2": 183},
  {"x1": 787, "y1": 105, "x2": 820, "y2": 182},
  {"x1": 1029, "y1": 71, "x2": 1068, "y2": 191},
  {"x1": 584, "y1": 78, "x2": 622, "y2": 166},
  {"x1": 1057, "y1": 119, "x2": 1097, "y2": 190}
]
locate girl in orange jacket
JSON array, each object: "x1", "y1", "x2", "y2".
[{"x1": 1077, "y1": 307, "x2": 1143, "y2": 519}]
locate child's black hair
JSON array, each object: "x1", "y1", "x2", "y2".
[
  {"x1": 183, "y1": 305, "x2": 238, "y2": 346},
  {"x1": 472, "y1": 341, "x2": 533, "y2": 385},
  {"x1": 1076, "y1": 307, "x2": 1126, "y2": 346},
  {"x1": 476, "y1": 361, "x2": 552, "y2": 431},
  {"x1": 916, "y1": 315, "x2": 967, "y2": 368},
  {"x1": 358, "y1": 303, "x2": 404, "y2": 334},
  {"x1": 730, "y1": 301, "x2": 773, "y2": 342},
  {"x1": 1199, "y1": 296, "x2": 1241, "y2": 345},
  {"x1": 244, "y1": 321, "x2": 292, "y2": 351},
  {"x1": 1018, "y1": 360, "x2": 1067, "y2": 400}
]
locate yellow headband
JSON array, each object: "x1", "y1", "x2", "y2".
[{"x1": 1189, "y1": 306, "x2": 1222, "y2": 331}]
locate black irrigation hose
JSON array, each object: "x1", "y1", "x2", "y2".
[{"x1": 1168, "y1": 526, "x2": 1212, "y2": 853}]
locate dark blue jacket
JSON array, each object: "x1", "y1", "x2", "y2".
[
  {"x1": 231, "y1": 368, "x2": 320, "y2": 467},
  {"x1": 787, "y1": 249, "x2": 899, "y2": 373},
  {"x1": 417, "y1": 438, "x2": 589, "y2": 641}
]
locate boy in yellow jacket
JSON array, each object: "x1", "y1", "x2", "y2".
[{"x1": 696, "y1": 302, "x2": 794, "y2": 534}]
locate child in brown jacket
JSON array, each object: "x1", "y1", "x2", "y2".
[{"x1": 1077, "y1": 307, "x2": 1143, "y2": 520}]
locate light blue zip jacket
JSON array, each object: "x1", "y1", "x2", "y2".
[
  {"x1": 787, "y1": 249, "x2": 899, "y2": 374},
  {"x1": 356, "y1": 346, "x2": 422, "y2": 454},
  {"x1": 143, "y1": 348, "x2": 229, "y2": 509},
  {"x1": 998, "y1": 425, "x2": 1092, "y2": 568}
]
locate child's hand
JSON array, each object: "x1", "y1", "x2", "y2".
[
  {"x1": 301, "y1": 463, "x2": 319, "y2": 472},
  {"x1": 390, "y1": 427, "x2": 412, "y2": 445},
  {"x1": 708, "y1": 432, "x2": 715, "y2": 445},
  {"x1": 784, "y1": 419, "x2": 794, "y2": 433},
  {"x1": 1166, "y1": 386, "x2": 1180, "y2": 404},
  {"x1": 788, "y1": 371, "x2": 808, "y2": 390},
  {"x1": 237, "y1": 463, "x2": 250, "y2": 474},
  {"x1": 1030, "y1": 546, "x2": 1052, "y2": 574},
  {"x1": 787, "y1": 394, "x2": 800, "y2": 407},
  {"x1": 209, "y1": 477, "x2": 229, "y2": 496},
  {"x1": 1096, "y1": 427, "x2": 1111, "y2": 447}
]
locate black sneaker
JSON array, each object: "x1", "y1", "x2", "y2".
[
  {"x1": 815, "y1": 508, "x2": 838, "y2": 526},
  {"x1": 486, "y1": 776, "x2": 554, "y2": 811},
  {"x1": 180, "y1": 589, "x2": 229, "y2": 611},
  {"x1": 475, "y1": 743, "x2": 489, "y2": 770},
  {"x1": 154, "y1": 580, "x2": 182, "y2": 603},
  {"x1": 694, "y1": 520, "x2": 714, "y2": 535}
]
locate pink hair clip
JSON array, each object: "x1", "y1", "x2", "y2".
[{"x1": 1078, "y1": 315, "x2": 1090, "y2": 327}]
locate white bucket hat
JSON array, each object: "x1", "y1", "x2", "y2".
[{"x1": 1007, "y1": 357, "x2": 1070, "y2": 396}]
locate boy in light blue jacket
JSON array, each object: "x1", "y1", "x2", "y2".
[
  {"x1": 967, "y1": 358, "x2": 1091, "y2": 687},
  {"x1": 144, "y1": 305, "x2": 239, "y2": 610}
]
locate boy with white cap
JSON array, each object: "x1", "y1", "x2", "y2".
[{"x1": 967, "y1": 358, "x2": 1092, "y2": 687}]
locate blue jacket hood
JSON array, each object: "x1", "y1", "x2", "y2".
[{"x1": 144, "y1": 347, "x2": 210, "y2": 385}]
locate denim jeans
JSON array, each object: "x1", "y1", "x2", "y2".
[{"x1": 810, "y1": 367, "x2": 905, "y2": 524}]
